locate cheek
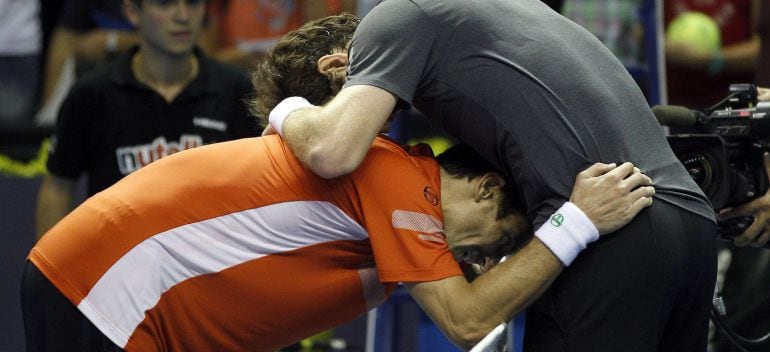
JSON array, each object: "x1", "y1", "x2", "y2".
[
  {"x1": 508, "y1": 213, "x2": 530, "y2": 235},
  {"x1": 189, "y1": 7, "x2": 206, "y2": 27},
  {"x1": 147, "y1": 10, "x2": 166, "y2": 23},
  {"x1": 139, "y1": 15, "x2": 166, "y2": 33}
]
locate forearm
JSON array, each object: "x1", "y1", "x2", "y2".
[
  {"x1": 721, "y1": 35, "x2": 761, "y2": 73},
  {"x1": 35, "y1": 175, "x2": 75, "y2": 239},
  {"x1": 453, "y1": 162, "x2": 652, "y2": 330},
  {"x1": 440, "y1": 202, "x2": 593, "y2": 339},
  {"x1": 283, "y1": 108, "x2": 374, "y2": 177},
  {"x1": 409, "y1": 238, "x2": 562, "y2": 349},
  {"x1": 75, "y1": 30, "x2": 137, "y2": 63},
  {"x1": 469, "y1": 238, "x2": 562, "y2": 322},
  {"x1": 411, "y1": 161, "x2": 654, "y2": 348},
  {"x1": 41, "y1": 30, "x2": 77, "y2": 103},
  {"x1": 277, "y1": 86, "x2": 396, "y2": 178}
]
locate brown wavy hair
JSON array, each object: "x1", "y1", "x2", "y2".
[{"x1": 249, "y1": 13, "x2": 361, "y2": 127}]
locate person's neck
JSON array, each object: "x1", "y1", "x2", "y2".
[
  {"x1": 439, "y1": 168, "x2": 460, "y2": 244},
  {"x1": 132, "y1": 46, "x2": 198, "y2": 102}
]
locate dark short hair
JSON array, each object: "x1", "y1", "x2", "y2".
[
  {"x1": 436, "y1": 144, "x2": 523, "y2": 219},
  {"x1": 249, "y1": 13, "x2": 360, "y2": 126}
]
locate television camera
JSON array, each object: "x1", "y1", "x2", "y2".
[{"x1": 653, "y1": 83, "x2": 770, "y2": 241}]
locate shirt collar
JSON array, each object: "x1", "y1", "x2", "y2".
[{"x1": 109, "y1": 46, "x2": 217, "y2": 97}]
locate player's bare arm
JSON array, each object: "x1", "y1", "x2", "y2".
[
  {"x1": 405, "y1": 162, "x2": 654, "y2": 349},
  {"x1": 35, "y1": 174, "x2": 76, "y2": 239},
  {"x1": 266, "y1": 85, "x2": 396, "y2": 178}
]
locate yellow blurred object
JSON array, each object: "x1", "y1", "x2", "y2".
[
  {"x1": 407, "y1": 136, "x2": 453, "y2": 155},
  {"x1": 0, "y1": 139, "x2": 49, "y2": 178},
  {"x1": 666, "y1": 11, "x2": 722, "y2": 55},
  {"x1": 299, "y1": 329, "x2": 334, "y2": 351}
]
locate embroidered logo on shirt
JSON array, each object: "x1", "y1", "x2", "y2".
[
  {"x1": 116, "y1": 135, "x2": 203, "y2": 175},
  {"x1": 550, "y1": 213, "x2": 565, "y2": 227},
  {"x1": 423, "y1": 186, "x2": 439, "y2": 206}
]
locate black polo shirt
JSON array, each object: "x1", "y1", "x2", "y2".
[{"x1": 47, "y1": 47, "x2": 259, "y2": 195}]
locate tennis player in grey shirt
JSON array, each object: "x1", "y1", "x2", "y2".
[{"x1": 266, "y1": 1, "x2": 717, "y2": 350}]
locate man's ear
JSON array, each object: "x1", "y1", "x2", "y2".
[
  {"x1": 317, "y1": 53, "x2": 349, "y2": 75},
  {"x1": 123, "y1": 0, "x2": 140, "y2": 27},
  {"x1": 475, "y1": 173, "x2": 506, "y2": 202}
]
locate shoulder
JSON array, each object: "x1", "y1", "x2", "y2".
[
  {"x1": 69, "y1": 64, "x2": 115, "y2": 95},
  {"x1": 197, "y1": 54, "x2": 253, "y2": 99},
  {"x1": 354, "y1": 136, "x2": 439, "y2": 182},
  {"x1": 358, "y1": 0, "x2": 436, "y2": 34},
  {"x1": 60, "y1": 65, "x2": 120, "y2": 114},
  {"x1": 199, "y1": 53, "x2": 250, "y2": 85},
  {"x1": 363, "y1": 136, "x2": 410, "y2": 162},
  {"x1": 69, "y1": 51, "x2": 134, "y2": 97}
]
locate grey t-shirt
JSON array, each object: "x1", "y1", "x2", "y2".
[{"x1": 344, "y1": 0, "x2": 714, "y2": 227}]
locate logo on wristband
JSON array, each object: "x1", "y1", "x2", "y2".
[{"x1": 550, "y1": 213, "x2": 564, "y2": 227}]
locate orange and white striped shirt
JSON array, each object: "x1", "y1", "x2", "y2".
[{"x1": 29, "y1": 135, "x2": 461, "y2": 352}]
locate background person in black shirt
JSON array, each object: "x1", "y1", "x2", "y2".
[{"x1": 35, "y1": 0, "x2": 258, "y2": 238}]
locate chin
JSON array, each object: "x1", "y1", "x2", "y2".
[{"x1": 166, "y1": 46, "x2": 195, "y2": 58}]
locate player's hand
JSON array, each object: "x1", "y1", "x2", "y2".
[
  {"x1": 570, "y1": 162, "x2": 654, "y2": 235},
  {"x1": 261, "y1": 124, "x2": 277, "y2": 136},
  {"x1": 717, "y1": 153, "x2": 770, "y2": 247}
]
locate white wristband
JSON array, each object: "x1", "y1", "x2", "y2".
[
  {"x1": 268, "y1": 96, "x2": 314, "y2": 136},
  {"x1": 534, "y1": 201, "x2": 599, "y2": 267}
]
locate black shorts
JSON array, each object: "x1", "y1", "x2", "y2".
[
  {"x1": 21, "y1": 261, "x2": 122, "y2": 352},
  {"x1": 524, "y1": 200, "x2": 718, "y2": 351}
]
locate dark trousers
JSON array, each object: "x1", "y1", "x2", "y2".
[
  {"x1": 524, "y1": 200, "x2": 718, "y2": 351},
  {"x1": 21, "y1": 261, "x2": 122, "y2": 352}
]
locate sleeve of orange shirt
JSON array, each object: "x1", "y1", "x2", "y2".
[{"x1": 349, "y1": 138, "x2": 462, "y2": 283}]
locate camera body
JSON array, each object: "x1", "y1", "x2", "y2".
[{"x1": 666, "y1": 84, "x2": 770, "y2": 236}]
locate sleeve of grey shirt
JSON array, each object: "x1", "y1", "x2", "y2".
[{"x1": 344, "y1": 0, "x2": 437, "y2": 106}]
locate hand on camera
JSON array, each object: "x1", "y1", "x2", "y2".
[
  {"x1": 570, "y1": 162, "x2": 655, "y2": 235},
  {"x1": 759, "y1": 87, "x2": 770, "y2": 102},
  {"x1": 717, "y1": 153, "x2": 770, "y2": 247}
]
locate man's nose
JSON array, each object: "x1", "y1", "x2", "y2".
[{"x1": 173, "y1": 0, "x2": 191, "y2": 21}]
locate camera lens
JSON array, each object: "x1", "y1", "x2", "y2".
[
  {"x1": 680, "y1": 152, "x2": 714, "y2": 189},
  {"x1": 668, "y1": 134, "x2": 731, "y2": 209}
]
